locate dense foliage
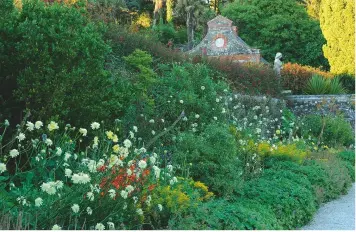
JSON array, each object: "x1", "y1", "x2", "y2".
[
  {"x1": 0, "y1": 0, "x2": 354, "y2": 230},
  {"x1": 319, "y1": 0, "x2": 355, "y2": 75},
  {"x1": 221, "y1": 0, "x2": 329, "y2": 68}
]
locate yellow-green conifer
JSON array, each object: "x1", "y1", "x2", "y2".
[{"x1": 319, "y1": 0, "x2": 355, "y2": 74}]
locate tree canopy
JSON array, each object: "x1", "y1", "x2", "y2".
[
  {"x1": 221, "y1": 0, "x2": 329, "y2": 68},
  {"x1": 319, "y1": 0, "x2": 355, "y2": 75}
]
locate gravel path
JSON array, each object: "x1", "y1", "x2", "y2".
[{"x1": 301, "y1": 183, "x2": 355, "y2": 230}]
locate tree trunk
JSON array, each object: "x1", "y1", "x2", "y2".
[
  {"x1": 153, "y1": 0, "x2": 163, "y2": 26},
  {"x1": 186, "y1": 7, "x2": 194, "y2": 50}
]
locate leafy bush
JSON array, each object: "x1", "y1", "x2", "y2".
[
  {"x1": 0, "y1": 118, "x2": 183, "y2": 230},
  {"x1": 206, "y1": 59, "x2": 281, "y2": 96},
  {"x1": 336, "y1": 73, "x2": 355, "y2": 94},
  {"x1": 153, "y1": 23, "x2": 177, "y2": 44},
  {"x1": 264, "y1": 157, "x2": 352, "y2": 204},
  {"x1": 257, "y1": 142, "x2": 308, "y2": 163},
  {"x1": 304, "y1": 75, "x2": 346, "y2": 95},
  {"x1": 301, "y1": 115, "x2": 354, "y2": 147},
  {"x1": 0, "y1": 0, "x2": 130, "y2": 128},
  {"x1": 281, "y1": 62, "x2": 333, "y2": 94},
  {"x1": 173, "y1": 123, "x2": 242, "y2": 197},
  {"x1": 337, "y1": 150, "x2": 355, "y2": 181},
  {"x1": 221, "y1": 0, "x2": 329, "y2": 68},
  {"x1": 168, "y1": 198, "x2": 282, "y2": 230},
  {"x1": 242, "y1": 169, "x2": 317, "y2": 229}
]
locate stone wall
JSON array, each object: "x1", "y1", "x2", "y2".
[{"x1": 284, "y1": 94, "x2": 355, "y2": 129}]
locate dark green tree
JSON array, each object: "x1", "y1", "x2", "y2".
[
  {"x1": 0, "y1": 0, "x2": 127, "y2": 126},
  {"x1": 222, "y1": 0, "x2": 329, "y2": 68}
]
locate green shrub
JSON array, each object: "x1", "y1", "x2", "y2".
[
  {"x1": 338, "y1": 150, "x2": 355, "y2": 166},
  {"x1": 304, "y1": 75, "x2": 346, "y2": 95},
  {"x1": 336, "y1": 73, "x2": 355, "y2": 94},
  {"x1": 242, "y1": 169, "x2": 317, "y2": 229},
  {"x1": 301, "y1": 115, "x2": 354, "y2": 147},
  {"x1": 168, "y1": 199, "x2": 282, "y2": 230},
  {"x1": 153, "y1": 23, "x2": 177, "y2": 44},
  {"x1": 173, "y1": 123, "x2": 242, "y2": 197},
  {"x1": 264, "y1": 157, "x2": 352, "y2": 204},
  {"x1": 0, "y1": 0, "x2": 130, "y2": 128}
]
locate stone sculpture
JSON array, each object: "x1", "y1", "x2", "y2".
[{"x1": 274, "y1": 52, "x2": 283, "y2": 77}]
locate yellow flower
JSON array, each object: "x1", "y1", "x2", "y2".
[
  {"x1": 276, "y1": 130, "x2": 281, "y2": 135},
  {"x1": 313, "y1": 146, "x2": 318, "y2": 151},
  {"x1": 47, "y1": 121, "x2": 59, "y2": 131},
  {"x1": 112, "y1": 144, "x2": 120, "y2": 153},
  {"x1": 112, "y1": 135, "x2": 118, "y2": 143},
  {"x1": 106, "y1": 131, "x2": 114, "y2": 140}
]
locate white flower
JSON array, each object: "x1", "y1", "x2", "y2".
[
  {"x1": 151, "y1": 130, "x2": 156, "y2": 135},
  {"x1": 55, "y1": 180, "x2": 64, "y2": 189},
  {"x1": 92, "y1": 138, "x2": 99, "y2": 150},
  {"x1": 71, "y1": 172, "x2": 91, "y2": 184},
  {"x1": 41, "y1": 182, "x2": 56, "y2": 195},
  {"x1": 64, "y1": 152, "x2": 71, "y2": 161},
  {"x1": 136, "y1": 208, "x2": 143, "y2": 215},
  {"x1": 256, "y1": 128, "x2": 262, "y2": 134},
  {"x1": 170, "y1": 176, "x2": 178, "y2": 185},
  {"x1": 179, "y1": 100, "x2": 184, "y2": 104},
  {"x1": 65, "y1": 168, "x2": 72, "y2": 177},
  {"x1": 182, "y1": 116, "x2": 188, "y2": 121},
  {"x1": 167, "y1": 165, "x2": 173, "y2": 172},
  {"x1": 108, "y1": 155, "x2": 123, "y2": 168},
  {"x1": 95, "y1": 223, "x2": 105, "y2": 230},
  {"x1": 45, "y1": 139, "x2": 53, "y2": 146},
  {"x1": 125, "y1": 185, "x2": 134, "y2": 194},
  {"x1": 127, "y1": 169, "x2": 132, "y2": 176},
  {"x1": 26, "y1": 121, "x2": 34, "y2": 131},
  {"x1": 87, "y1": 192, "x2": 94, "y2": 201},
  {"x1": 0, "y1": 163, "x2": 6, "y2": 173},
  {"x1": 35, "y1": 197, "x2": 43, "y2": 207},
  {"x1": 86, "y1": 207, "x2": 93, "y2": 215},
  {"x1": 195, "y1": 114, "x2": 200, "y2": 119},
  {"x1": 34, "y1": 121, "x2": 43, "y2": 129},
  {"x1": 123, "y1": 139, "x2": 132, "y2": 148},
  {"x1": 4, "y1": 119, "x2": 10, "y2": 126},
  {"x1": 52, "y1": 224, "x2": 62, "y2": 230},
  {"x1": 213, "y1": 117, "x2": 217, "y2": 120},
  {"x1": 158, "y1": 204, "x2": 163, "y2": 211},
  {"x1": 201, "y1": 86, "x2": 205, "y2": 90},
  {"x1": 138, "y1": 160, "x2": 147, "y2": 169},
  {"x1": 17, "y1": 133, "x2": 26, "y2": 142},
  {"x1": 17, "y1": 196, "x2": 27, "y2": 206},
  {"x1": 133, "y1": 196, "x2": 138, "y2": 204},
  {"x1": 253, "y1": 115, "x2": 258, "y2": 120},
  {"x1": 129, "y1": 131, "x2": 134, "y2": 138},
  {"x1": 79, "y1": 128, "x2": 87, "y2": 136},
  {"x1": 71, "y1": 204, "x2": 80, "y2": 213},
  {"x1": 145, "y1": 195, "x2": 152, "y2": 206},
  {"x1": 48, "y1": 121, "x2": 59, "y2": 131},
  {"x1": 119, "y1": 147, "x2": 129, "y2": 159},
  {"x1": 133, "y1": 126, "x2": 138, "y2": 132},
  {"x1": 149, "y1": 119, "x2": 155, "y2": 124},
  {"x1": 120, "y1": 190, "x2": 128, "y2": 199},
  {"x1": 91, "y1": 122, "x2": 100, "y2": 130},
  {"x1": 87, "y1": 160, "x2": 97, "y2": 173},
  {"x1": 149, "y1": 156, "x2": 156, "y2": 165},
  {"x1": 107, "y1": 222, "x2": 115, "y2": 230},
  {"x1": 109, "y1": 189, "x2": 116, "y2": 199},
  {"x1": 56, "y1": 147, "x2": 62, "y2": 156},
  {"x1": 152, "y1": 166, "x2": 160, "y2": 179}
]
